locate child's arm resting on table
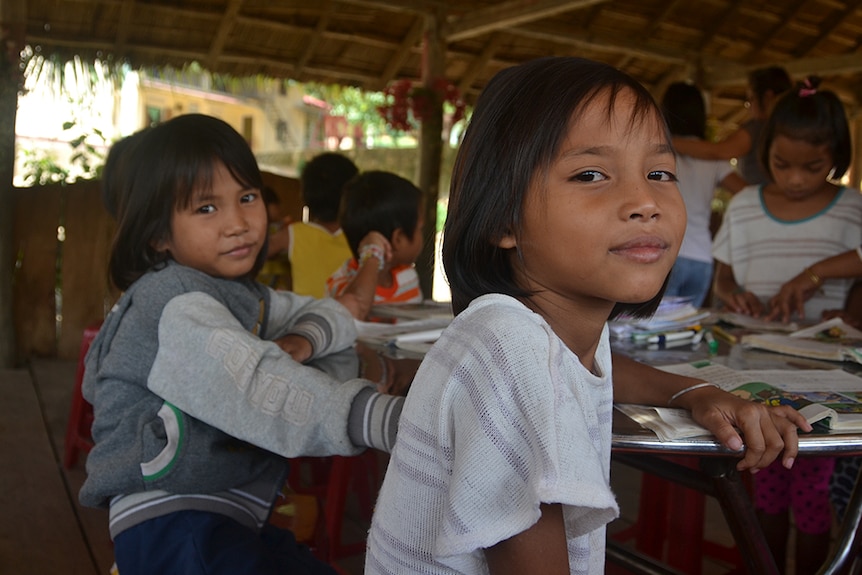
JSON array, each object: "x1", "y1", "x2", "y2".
[
  {"x1": 148, "y1": 292, "x2": 402, "y2": 456},
  {"x1": 612, "y1": 353, "x2": 811, "y2": 472},
  {"x1": 484, "y1": 503, "x2": 569, "y2": 575}
]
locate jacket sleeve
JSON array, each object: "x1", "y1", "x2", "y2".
[
  {"x1": 147, "y1": 291, "x2": 369, "y2": 458},
  {"x1": 265, "y1": 288, "x2": 358, "y2": 359}
]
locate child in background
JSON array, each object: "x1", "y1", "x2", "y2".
[
  {"x1": 672, "y1": 66, "x2": 792, "y2": 187},
  {"x1": 712, "y1": 77, "x2": 862, "y2": 322},
  {"x1": 80, "y1": 114, "x2": 402, "y2": 575},
  {"x1": 267, "y1": 152, "x2": 357, "y2": 298},
  {"x1": 660, "y1": 82, "x2": 747, "y2": 307},
  {"x1": 100, "y1": 128, "x2": 150, "y2": 219},
  {"x1": 257, "y1": 186, "x2": 292, "y2": 289},
  {"x1": 711, "y1": 78, "x2": 861, "y2": 574},
  {"x1": 325, "y1": 171, "x2": 424, "y2": 320},
  {"x1": 365, "y1": 57, "x2": 809, "y2": 575}
]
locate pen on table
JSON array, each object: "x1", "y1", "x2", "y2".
[
  {"x1": 711, "y1": 325, "x2": 738, "y2": 344},
  {"x1": 704, "y1": 330, "x2": 718, "y2": 354},
  {"x1": 646, "y1": 329, "x2": 697, "y2": 344},
  {"x1": 647, "y1": 336, "x2": 696, "y2": 350}
]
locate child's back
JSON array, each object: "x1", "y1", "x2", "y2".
[
  {"x1": 279, "y1": 152, "x2": 357, "y2": 297},
  {"x1": 326, "y1": 171, "x2": 425, "y2": 318}
]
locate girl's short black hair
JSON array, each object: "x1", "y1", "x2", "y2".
[
  {"x1": 300, "y1": 152, "x2": 359, "y2": 222},
  {"x1": 748, "y1": 66, "x2": 792, "y2": 111},
  {"x1": 339, "y1": 170, "x2": 422, "y2": 257},
  {"x1": 109, "y1": 113, "x2": 265, "y2": 290},
  {"x1": 661, "y1": 82, "x2": 707, "y2": 139},
  {"x1": 759, "y1": 77, "x2": 852, "y2": 181},
  {"x1": 443, "y1": 56, "x2": 670, "y2": 317}
]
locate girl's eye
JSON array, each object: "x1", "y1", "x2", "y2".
[
  {"x1": 196, "y1": 204, "x2": 216, "y2": 214},
  {"x1": 241, "y1": 192, "x2": 258, "y2": 203},
  {"x1": 648, "y1": 170, "x2": 678, "y2": 182},
  {"x1": 572, "y1": 170, "x2": 607, "y2": 182}
]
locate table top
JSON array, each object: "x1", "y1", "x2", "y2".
[
  {"x1": 612, "y1": 333, "x2": 862, "y2": 457},
  {"x1": 356, "y1": 303, "x2": 862, "y2": 457}
]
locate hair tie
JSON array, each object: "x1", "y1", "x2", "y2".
[{"x1": 799, "y1": 78, "x2": 816, "y2": 97}]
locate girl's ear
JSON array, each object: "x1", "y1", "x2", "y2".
[
  {"x1": 498, "y1": 233, "x2": 517, "y2": 249},
  {"x1": 152, "y1": 237, "x2": 171, "y2": 254},
  {"x1": 389, "y1": 228, "x2": 405, "y2": 248}
]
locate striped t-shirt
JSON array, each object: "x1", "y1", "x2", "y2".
[{"x1": 325, "y1": 259, "x2": 422, "y2": 304}]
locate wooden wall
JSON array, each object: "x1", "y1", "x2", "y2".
[{"x1": 12, "y1": 172, "x2": 303, "y2": 362}]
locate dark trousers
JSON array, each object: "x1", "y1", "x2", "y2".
[{"x1": 114, "y1": 510, "x2": 337, "y2": 575}]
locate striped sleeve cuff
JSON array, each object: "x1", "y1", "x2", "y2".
[
  {"x1": 287, "y1": 313, "x2": 334, "y2": 356},
  {"x1": 347, "y1": 387, "x2": 403, "y2": 453}
]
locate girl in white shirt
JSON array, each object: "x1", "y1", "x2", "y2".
[{"x1": 365, "y1": 57, "x2": 810, "y2": 575}]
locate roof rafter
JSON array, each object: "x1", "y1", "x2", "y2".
[{"x1": 445, "y1": 0, "x2": 609, "y2": 42}]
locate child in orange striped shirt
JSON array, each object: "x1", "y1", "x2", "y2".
[{"x1": 325, "y1": 171, "x2": 424, "y2": 320}]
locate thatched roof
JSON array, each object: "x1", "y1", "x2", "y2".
[{"x1": 21, "y1": 0, "x2": 862, "y2": 138}]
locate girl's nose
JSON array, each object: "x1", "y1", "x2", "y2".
[
  {"x1": 624, "y1": 181, "x2": 661, "y2": 221},
  {"x1": 224, "y1": 207, "x2": 250, "y2": 235}
]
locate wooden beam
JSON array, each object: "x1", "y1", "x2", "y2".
[
  {"x1": 446, "y1": 0, "x2": 609, "y2": 42},
  {"x1": 294, "y1": 0, "x2": 332, "y2": 77},
  {"x1": 706, "y1": 52, "x2": 862, "y2": 88},
  {"x1": 695, "y1": 0, "x2": 745, "y2": 51},
  {"x1": 744, "y1": 0, "x2": 809, "y2": 60},
  {"x1": 641, "y1": 0, "x2": 682, "y2": 41},
  {"x1": 207, "y1": 0, "x2": 243, "y2": 69},
  {"x1": 114, "y1": 0, "x2": 136, "y2": 55},
  {"x1": 508, "y1": 21, "x2": 689, "y2": 65},
  {"x1": 336, "y1": 0, "x2": 443, "y2": 15},
  {"x1": 793, "y1": 0, "x2": 862, "y2": 57},
  {"x1": 457, "y1": 31, "x2": 503, "y2": 94},
  {"x1": 0, "y1": 0, "x2": 27, "y2": 367},
  {"x1": 417, "y1": 10, "x2": 445, "y2": 299},
  {"x1": 372, "y1": 16, "x2": 424, "y2": 91}
]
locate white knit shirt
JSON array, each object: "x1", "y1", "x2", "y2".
[
  {"x1": 712, "y1": 185, "x2": 862, "y2": 321},
  {"x1": 365, "y1": 294, "x2": 618, "y2": 574}
]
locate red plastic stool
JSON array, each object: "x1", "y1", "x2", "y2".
[
  {"x1": 271, "y1": 450, "x2": 381, "y2": 566},
  {"x1": 63, "y1": 321, "x2": 102, "y2": 469}
]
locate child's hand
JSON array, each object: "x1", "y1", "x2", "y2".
[
  {"x1": 724, "y1": 289, "x2": 765, "y2": 318},
  {"x1": 275, "y1": 334, "x2": 313, "y2": 363},
  {"x1": 358, "y1": 232, "x2": 392, "y2": 267},
  {"x1": 681, "y1": 385, "x2": 812, "y2": 472},
  {"x1": 767, "y1": 273, "x2": 819, "y2": 323}
]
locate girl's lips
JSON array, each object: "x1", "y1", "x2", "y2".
[
  {"x1": 610, "y1": 236, "x2": 670, "y2": 263},
  {"x1": 224, "y1": 243, "x2": 256, "y2": 258}
]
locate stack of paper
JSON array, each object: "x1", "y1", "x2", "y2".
[
  {"x1": 740, "y1": 317, "x2": 862, "y2": 363},
  {"x1": 610, "y1": 296, "x2": 710, "y2": 340}
]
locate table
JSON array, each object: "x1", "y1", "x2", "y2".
[{"x1": 610, "y1": 337, "x2": 862, "y2": 575}]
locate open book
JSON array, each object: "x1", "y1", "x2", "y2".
[
  {"x1": 615, "y1": 360, "x2": 862, "y2": 440},
  {"x1": 740, "y1": 317, "x2": 862, "y2": 363}
]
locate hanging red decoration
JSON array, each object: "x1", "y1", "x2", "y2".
[{"x1": 377, "y1": 77, "x2": 466, "y2": 132}]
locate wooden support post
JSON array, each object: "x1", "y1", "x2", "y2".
[
  {"x1": 416, "y1": 11, "x2": 445, "y2": 301},
  {"x1": 0, "y1": 0, "x2": 26, "y2": 367}
]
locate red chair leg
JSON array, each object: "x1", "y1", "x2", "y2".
[{"x1": 63, "y1": 322, "x2": 102, "y2": 469}]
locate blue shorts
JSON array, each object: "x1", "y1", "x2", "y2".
[{"x1": 114, "y1": 510, "x2": 337, "y2": 575}]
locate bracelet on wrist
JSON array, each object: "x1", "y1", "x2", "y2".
[
  {"x1": 803, "y1": 267, "x2": 822, "y2": 287},
  {"x1": 358, "y1": 244, "x2": 385, "y2": 271},
  {"x1": 668, "y1": 382, "x2": 719, "y2": 407}
]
